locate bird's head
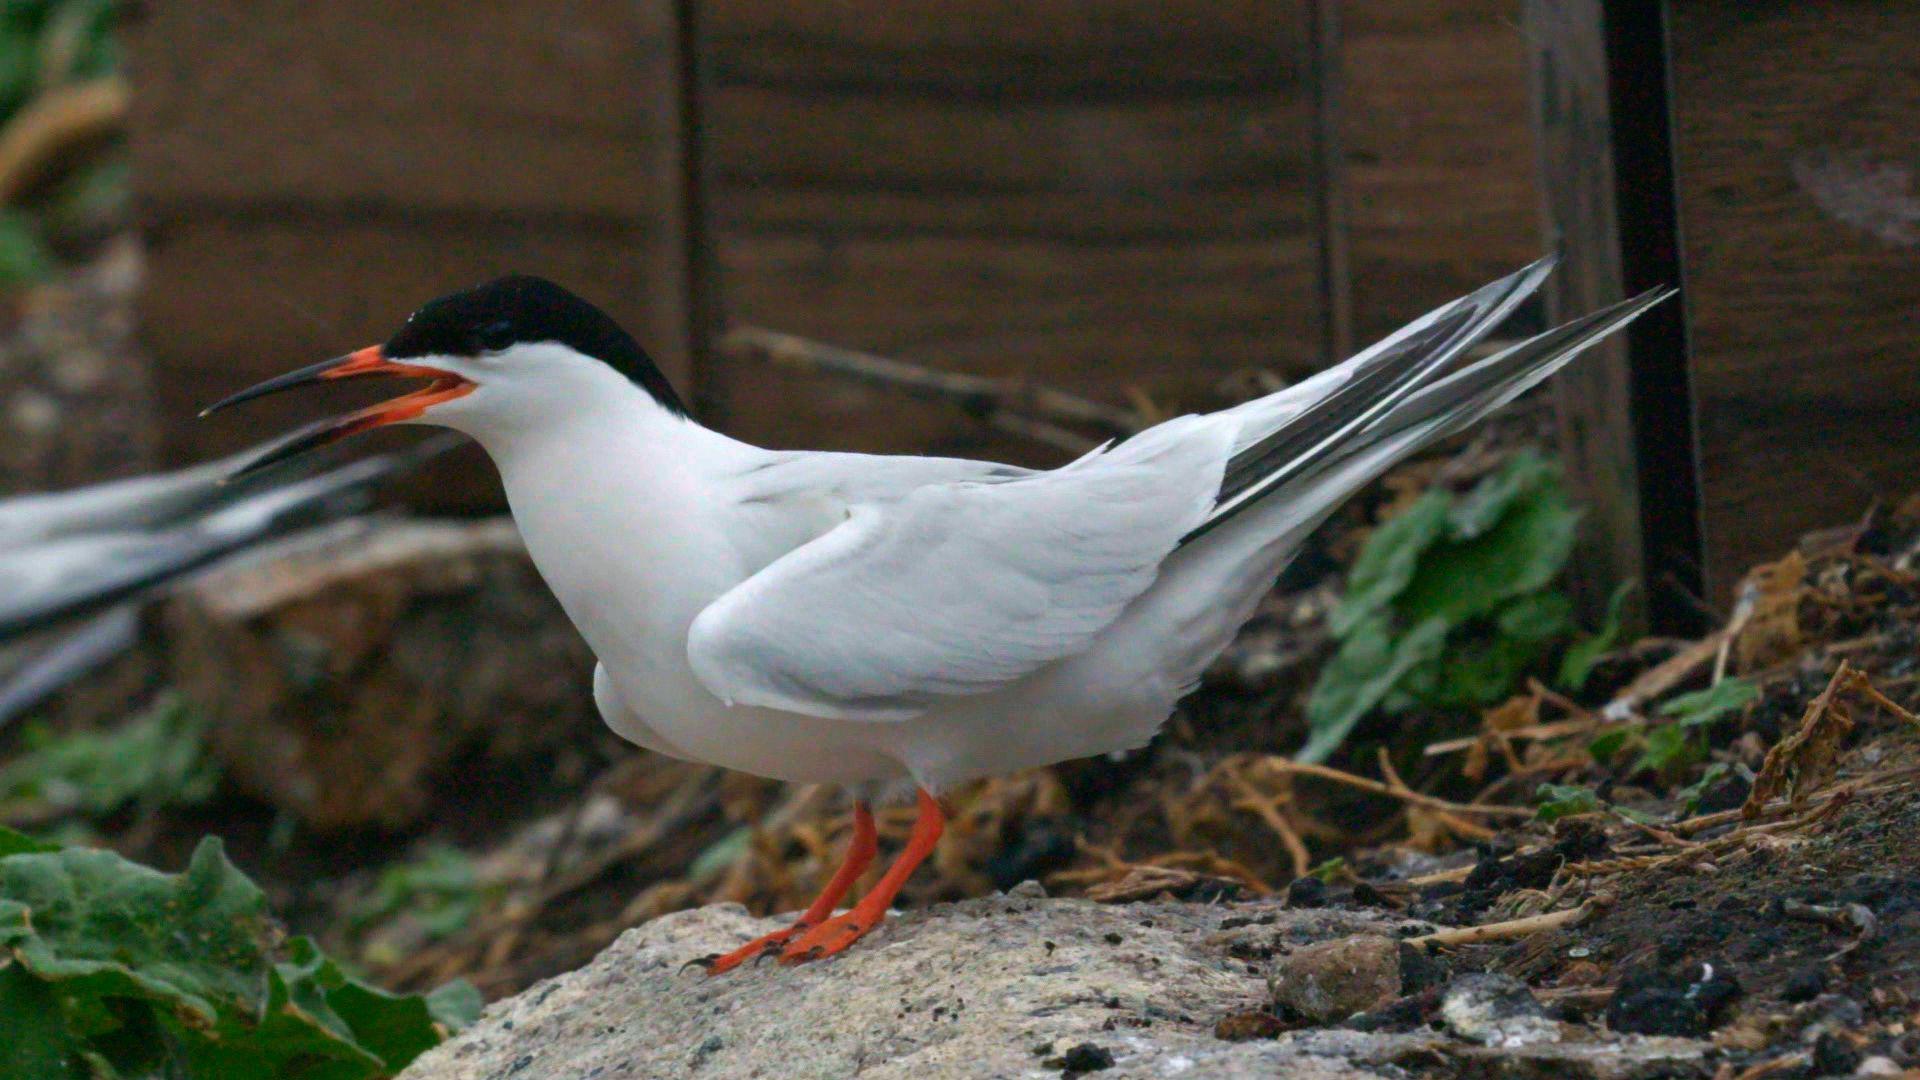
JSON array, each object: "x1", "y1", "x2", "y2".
[{"x1": 203, "y1": 275, "x2": 686, "y2": 475}]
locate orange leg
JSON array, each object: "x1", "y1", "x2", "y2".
[
  {"x1": 694, "y1": 801, "x2": 877, "y2": 975},
  {"x1": 781, "y1": 789, "x2": 945, "y2": 964}
]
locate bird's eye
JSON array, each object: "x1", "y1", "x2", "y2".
[{"x1": 474, "y1": 320, "x2": 516, "y2": 353}]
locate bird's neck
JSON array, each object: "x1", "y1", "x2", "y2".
[
  {"x1": 469, "y1": 383, "x2": 756, "y2": 675},
  {"x1": 473, "y1": 379, "x2": 745, "y2": 523}
]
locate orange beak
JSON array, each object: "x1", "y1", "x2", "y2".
[{"x1": 200, "y1": 345, "x2": 473, "y2": 477}]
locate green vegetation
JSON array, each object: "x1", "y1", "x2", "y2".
[
  {"x1": 1532, "y1": 782, "x2": 1603, "y2": 822},
  {"x1": 0, "y1": 826, "x2": 478, "y2": 1078},
  {"x1": 0, "y1": 694, "x2": 219, "y2": 822},
  {"x1": 0, "y1": 0, "x2": 125, "y2": 284},
  {"x1": 1302, "y1": 452, "x2": 1587, "y2": 762},
  {"x1": 1586, "y1": 677, "x2": 1760, "y2": 782},
  {"x1": 349, "y1": 845, "x2": 490, "y2": 945}
]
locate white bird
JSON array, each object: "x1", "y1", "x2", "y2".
[
  {"x1": 0, "y1": 436, "x2": 455, "y2": 727},
  {"x1": 205, "y1": 257, "x2": 1664, "y2": 969}
]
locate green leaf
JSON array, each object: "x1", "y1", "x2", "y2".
[
  {"x1": 426, "y1": 979, "x2": 483, "y2": 1030},
  {"x1": 1329, "y1": 492, "x2": 1449, "y2": 637},
  {"x1": 1587, "y1": 729, "x2": 1632, "y2": 762},
  {"x1": 1634, "y1": 724, "x2": 1705, "y2": 779},
  {"x1": 0, "y1": 833, "x2": 473, "y2": 1078},
  {"x1": 1609, "y1": 804, "x2": 1663, "y2": 826},
  {"x1": 1405, "y1": 592, "x2": 1573, "y2": 711},
  {"x1": 1496, "y1": 589, "x2": 1576, "y2": 643},
  {"x1": 1448, "y1": 450, "x2": 1556, "y2": 538},
  {"x1": 1659, "y1": 679, "x2": 1760, "y2": 728},
  {"x1": 1303, "y1": 453, "x2": 1587, "y2": 761},
  {"x1": 273, "y1": 936, "x2": 475, "y2": 1074},
  {"x1": 1535, "y1": 783, "x2": 1603, "y2": 822},
  {"x1": 1301, "y1": 616, "x2": 1449, "y2": 763},
  {"x1": 0, "y1": 210, "x2": 53, "y2": 284},
  {"x1": 1307, "y1": 857, "x2": 1347, "y2": 883},
  {"x1": 1393, "y1": 461, "x2": 1581, "y2": 628},
  {"x1": 0, "y1": 962, "x2": 78, "y2": 1079},
  {"x1": 0, "y1": 825, "x2": 61, "y2": 857},
  {"x1": 1559, "y1": 580, "x2": 1635, "y2": 691},
  {"x1": 350, "y1": 845, "x2": 484, "y2": 942},
  {"x1": 0, "y1": 836, "x2": 277, "y2": 1025}
]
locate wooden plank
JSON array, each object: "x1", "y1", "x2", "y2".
[
  {"x1": 1524, "y1": 0, "x2": 1705, "y2": 633},
  {"x1": 1342, "y1": 1, "x2": 1539, "y2": 346},
  {"x1": 698, "y1": 1, "x2": 1322, "y2": 459},
  {"x1": 123, "y1": 0, "x2": 696, "y2": 504},
  {"x1": 127, "y1": 2, "x2": 677, "y2": 218},
  {"x1": 1669, "y1": 0, "x2": 1920, "y2": 604}
]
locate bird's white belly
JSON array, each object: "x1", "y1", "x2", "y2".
[
  {"x1": 504, "y1": 493, "x2": 902, "y2": 785},
  {"x1": 532, "y1": 529, "x2": 1201, "y2": 789},
  {"x1": 607, "y1": 663, "x2": 905, "y2": 786}
]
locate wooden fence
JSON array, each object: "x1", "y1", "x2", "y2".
[{"x1": 125, "y1": 1, "x2": 1920, "y2": 625}]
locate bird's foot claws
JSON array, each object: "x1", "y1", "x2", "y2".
[
  {"x1": 779, "y1": 910, "x2": 880, "y2": 964},
  {"x1": 694, "y1": 924, "x2": 809, "y2": 976}
]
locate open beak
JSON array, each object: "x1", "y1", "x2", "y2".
[{"x1": 200, "y1": 345, "x2": 474, "y2": 478}]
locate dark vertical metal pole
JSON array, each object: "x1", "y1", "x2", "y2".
[
  {"x1": 1604, "y1": 0, "x2": 1703, "y2": 635},
  {"x1": 1528, "y1": 0, "x2": 1704, "y2": 636},
  {"x1": 671, "y1": 0, "x2": 722, "y2": 420},
  {"x1": 1304, "y1": 0, "x2": 1353, "y2": 366}
]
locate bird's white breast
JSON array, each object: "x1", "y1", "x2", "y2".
[{"x1": 485, "y1": 415, "x2": 907, "y2": 784}]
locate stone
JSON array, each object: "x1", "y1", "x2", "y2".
[
  {"x1": 403, "y1": 897, "x2": 1415, "y2": 1080},
  {"x1": 1270, "y1": 935, "x2": 1402, "y2": 1022},
  {"x1": 400, "y1": 897, "x2": 1717, "y2": 1080},
  {"x1": 1439, "y1": 973, "x2": 1558, "y2": 1047},
  {"x1": 163, "y1": 517, "x2": 603, "y2": 830},
  {"x1": 1605, "y1": 961, "x2": 1742, "y2": 1038}
]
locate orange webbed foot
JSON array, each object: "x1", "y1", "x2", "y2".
[
  {"x1": 778, "y1": 907, "x2": 885, "y2": 965},
  {"x1": 693, "y1": 801, "x2": 880, "y2": 976},
  {"x1": 690, "y1": 923, "x2": 812, "y2": 975}
]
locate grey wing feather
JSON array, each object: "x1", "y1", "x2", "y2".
[{"x1": 1194, "y1": 255, "x2": 1557, "y2": 540}]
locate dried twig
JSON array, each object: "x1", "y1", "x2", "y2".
[
  {"x1": 1741, "y1": 662, "x2": 1917, "y2": 818},
  {"x1": 1407, "y1": 893, "x2": 1612, "y2": 949},
  {"x1": 1251, "y1": 757, "x2": 1534, "y2": 819},
  {"x1": 0, "y1": 76, "x2": 126, "y2": 205},
  {"x1": 719, "y1": 326, "x2": 1139, "y2": 453},
  {"x1": 1221, "y1": 763, "x2": 1312, "y2": 879},
  {"x1": 1601, "y1": 632, "x2": 1725, "y2": 720}
]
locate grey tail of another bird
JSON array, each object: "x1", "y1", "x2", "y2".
[{"x1": 1183, "y1": 261, "x2": 1671, "y2": 544}]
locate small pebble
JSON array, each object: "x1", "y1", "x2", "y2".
[
  {"x1": 1439, "y1": 973, "x2": 1557, "y2": 1047},
  {"x1": 1286, "y1": 877, "x2": 1329, "y2": 908},
  {"x1": 1782, "y1": 965, "x2": 1827, "y2": 1003},
  {"x1": 1043, "y1": 1042, "x2": 1113, "y2": 1075}
]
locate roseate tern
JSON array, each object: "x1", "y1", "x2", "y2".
[{"x1": 204, "y1": 256, "x2": 1665, "y2": 968}]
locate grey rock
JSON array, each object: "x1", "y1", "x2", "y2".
[
  {"x1": 403, "y1": 898, "x2": 1713, "y2": 1080},
  {"x1": 403, "y1": 897, "x2": 1411, "y2": 1079},
  {"x1": 1270, "y1": 935, "x2": 1401, "y2": 1022},
  {"x1": 1440, "y1": 973, "x2": 1559, "y2": 1048}
]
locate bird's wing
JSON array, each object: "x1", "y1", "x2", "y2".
[{"x1": 688, "y1": 413, "x2": 1237, "y2": 721}]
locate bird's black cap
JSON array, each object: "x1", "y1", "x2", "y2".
[{"x1": 386, "y1": 275, "x2": 687, "y2": 416}]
